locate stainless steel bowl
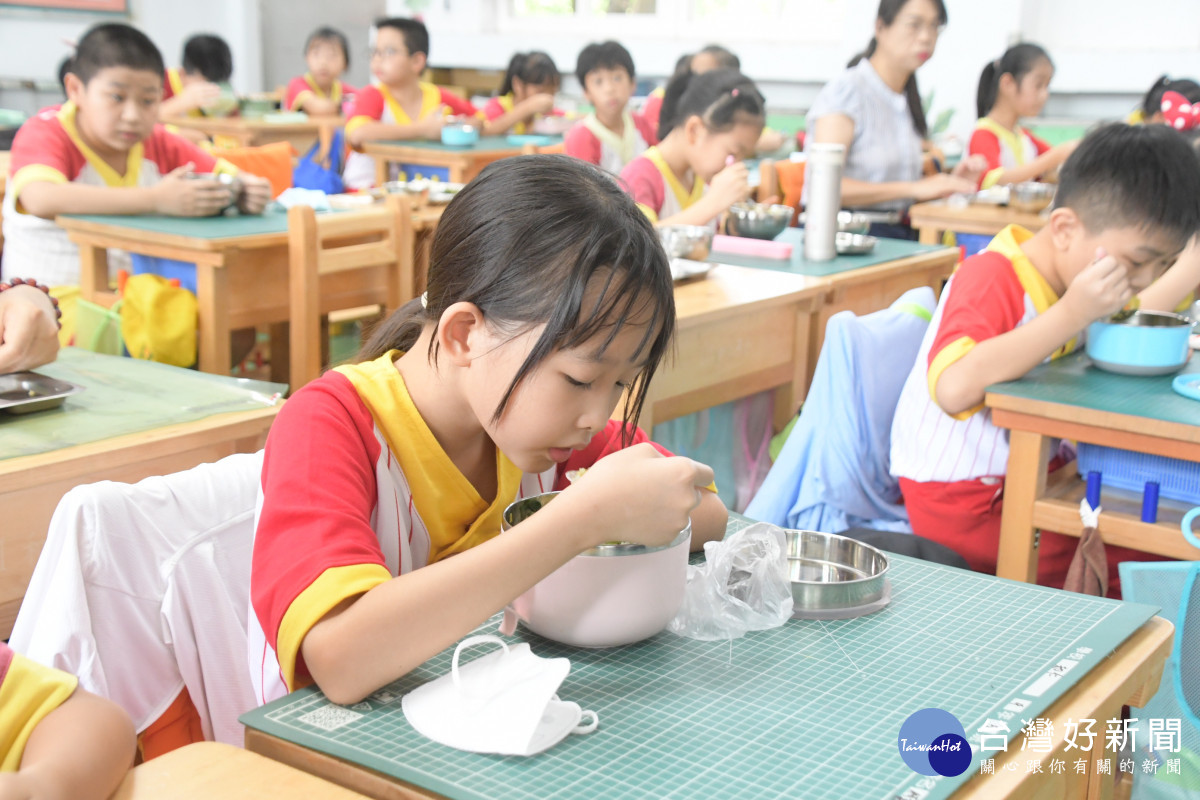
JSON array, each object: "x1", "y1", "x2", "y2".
[
  {"x1": 835, "y1": 211, "x2": 872, "y2": 234},
  {"x1": 184, "y1": 171, "x2": 242, "y2": 214},
  {"x1": 726, "y1": 202, "x2": 793, "y2": 240},
  {"x1": 1009, "y1": 181, "x2": 1055, "y2": 213},
  {"x1": 658, "y1": 225, "x2": 715, "y2": 260},
  {"x1": 835, "y1": 232, "x2": 877, "y2": 255},
  {"x1": 785, "y1": 530, "x2": 889, "y2": 612},
  {"x1": 502, "y1": 492, "x2": 690, "y2": 556}
]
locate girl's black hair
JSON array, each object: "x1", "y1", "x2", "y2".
[
  {"x1": 1140, "y1": 75, "x2": 1200, "y2": 120},
  {"x1": 358, "y1": 155, "x2": 675, "y2": 436},
  {"x1": 849, "y1": 0, "x2": 948, "y2": 139},
  {"x1": 499, "y1": 51, "x2": 560, "y2": 96},
  {"x1": 181, "y1": 34, "x2": 233, "y2": 83},
  {"x1": 70, "y1": 23, "x2": 164, "y2": 85},
  {"x1": 305, "y1": 26, "x2": 350, "y2": 69},
  {"x1": 976, "y1": 43, "x2": 1052, "y2": 119},
  {"x1": 658, "y1": 68, "x2": 765, "y2": 140}
]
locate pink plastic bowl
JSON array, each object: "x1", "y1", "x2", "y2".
[{"x1": 500, "y1": 492, "x2": 690, "y2": 648}]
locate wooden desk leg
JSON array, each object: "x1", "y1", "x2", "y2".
[
  {"x1": 774, "y1": 300, "x2": 814, "y2": 432},
  {"x1": 996, "y1": 429, "x2": 1050, "y2": 583},
  {"x1": 375, "y1": 158, "x2": 389, "y2": 187},
  {"x1": 78, "y1": 243, "x2": 109, "y2": 300},
  {"x1": 917, "y1": 226, "x2": 940, "y2": 245},
  {"x1": 196, "y1": 262, "x2": 232, "y2": 375}
]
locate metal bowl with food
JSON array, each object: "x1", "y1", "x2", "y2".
[
  {"x1": 500, "y1": 492, "x2": 691, "y2": 647},
  {"x1": 1008, "y1": 181, "x2": 1055, "y2": 213},
  {"x1": 726, "y1": 202, "x2": 793, "y2": 240},
  {"x1": 835, "y1": 232, "x2": 878, "y2": 255},
  {"x1": 1087, "y1": 310, "x2": 1196, "y2": 376},
  {"x1": 183, "y1": 171, "x2": 243, "y2": 214},
  {"x1": 785, "y1": 530, "x2": 890, "y2": 619},
  {"x1": 658, "y1": 224, "x2": 715, "y2": 260}
]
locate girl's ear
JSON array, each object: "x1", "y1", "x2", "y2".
[
  {"x1": 437, "y1": 301, "x2": 487, "y2": 367},
  {"x1": 683, "y1": 114, "x2": 705, "y2": 146},
  {"x1": 511, "y1": 76, "x2": 526, "y2": 98},
  {"x1": 998, "y1": 72, "x2": 1017, "y2": 98}
]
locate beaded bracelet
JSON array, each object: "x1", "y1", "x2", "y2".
[{"x1": 0, "y1": 277, "x2": 64, "y2": 329}]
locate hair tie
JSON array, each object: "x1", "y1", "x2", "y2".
[
  {"x1": 731, "y1": 88, "x2": 739, "y2": 97},
  {"x1": 1161, "y1": 90, "x2": 1200, "y2": 132},
  {"x1": 420, "y1": 291, "x2": 428, "y2": 309}
]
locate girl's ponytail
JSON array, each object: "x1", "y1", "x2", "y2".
[
  {"x1": 657, "y1": 67, "x2": 695, "y2": 139},
  {"x1": 357, "y1": 298, "x2": 427, "y2": 362},
  {"x1": 498, "y1": 52, "x2": 527, "y2": 97},
  {"x1": 976, "y1": 60, "x2": 1000, "y2": 120}
]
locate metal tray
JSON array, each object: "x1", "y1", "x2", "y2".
[
  {"x1": 0, "y1": 372, "x2": 84, "y2": 414},
  {"x1": 670, "y1": 258, "x2": 713, "y2": 283}
]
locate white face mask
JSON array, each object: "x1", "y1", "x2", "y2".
[{"x1": 402, "y1": 635, "x2": 598, "y2": 756}]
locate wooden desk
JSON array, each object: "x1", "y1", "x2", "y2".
[
  {"x1": 0, "y1": 349, "x2": 280, "y2": 638},
  {"x1": 163, "y1": 115, "x2": 344, "y2": 155},
  {"x1": 362, "y1": 136, "x2": 547, "y2": 185},
  {"x1": 111, "y1": 742, "x2": 369, "y2": 800},
  {"x1": 987, "y1": 351, "x2": 1200, "y2": 584},
  {"x1": 58, "y1": 205, "x2": 443, "y2": 376},
  {"x1": 706, "y1": 229, "x2": 958, "y2": 392},
  {"x1": 241, "y1": 513, "x2": 1174, "y2": 800},
  {"x1": 641, "y1": 264, "x2": 825, "y2": 431},
  {"x1": 909, "y1": 200, "x2": 1047, "y2": 245}
]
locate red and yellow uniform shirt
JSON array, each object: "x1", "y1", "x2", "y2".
[
  {"x1": 248, "y1": 352, "x2": 675, "y2": 704},
  {"x1": 619, "y1": 145, "x2": 706, "y2": 225},
  {"x1": 564, "y1": 110, "x2": 656, "y2": 175},
  {"x1": 481, "y1": 92, "x2": 564, "y2": 135},
  {"x1": 0, "y1": 642, "x2": 78, "y2": 772},
  {"x1": 968, "y1": 117, "x2": 1052, "y2": 189},
  {"x1": 890, "y1": 224, "x2": 1077, "y2": 485},
  {"x1": 0, "y1": 101, "x2": 235, "y2": 286},
  {"x1": 284, "y1": 74, "x2": 353, "y2": 113}
]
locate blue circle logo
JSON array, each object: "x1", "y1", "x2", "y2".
[{"x1": 898, "y1": 708, "x2": 972, "y2": 777}]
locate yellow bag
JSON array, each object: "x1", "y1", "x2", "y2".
[{"x1": 119, "y1": 273, "x2": 198, "y2": 367}]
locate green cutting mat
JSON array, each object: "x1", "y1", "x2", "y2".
[
  {"x1": 988, "y1": 350, "x2": 1200, "y2": 427},
  {"x1": 241, "y1": 517, "x2": 1159, "y2": 800},
  {"x1": 62, "y1": 207, "x2": 290, "y2": 240},
  {"x1": 0, "y1": 348, "x2": 284, "y2": 461},
  {"x1": 707, "y1": 228, "x2": 952, "y2": 278}
]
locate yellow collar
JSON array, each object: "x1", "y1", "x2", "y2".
[
  {"x1": 379, "y1": 82, "x2": 443, "y2": 125},
  {"x1": 976, "y1": 117, "x2": 1028, "y2": 165},
  {"x1": 985, "y1": 224, "x2": 1077, "y2": 358},
  {"x1": 334, "y1": 352, "x2": 522, "y2": 563},
  {"x1": 582, "y1": 110, "x2": 638, "y2": 164},
  {"x1": 304, "y1": 73, "x2": 342, "y2": 103},
  {"x1": 56, "y1": 101, "x2": 143, "y2": 187},
  {"x1": 644, "y1": 146, "x2": 704, "y2": 211},
  {"x1": 497, "y1": 93, "x2": 525, "y2": 134}
]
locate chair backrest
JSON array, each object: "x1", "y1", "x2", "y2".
[
  {"x1": 9, "y1": 451, "x2": 264, "y2": 746},
  {"x1": 287, "y1": 195, "x2": 414, "y2": 390}
]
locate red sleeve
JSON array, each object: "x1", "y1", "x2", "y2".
[
  {"x1": 438, "y1": 87, "x2": 479, "y2": 118},
  {"x1": 9, "y1": 112, "x2": 79, "y2": 182},
  {"x1": 161, "y1": 71, "x2": 175, "y2": 101},
  {"x1": 143, "y1": 126, "x2": 219, "y2": 173},
  {"x1": 619, "y1": 156, "x2": 666, "y2": 216},
  {"x1": 284, "y1": 76, "x2": 309, "y2": 112},
  {"x1": 250, "y1": 373, "x2": 388, "y2": 661},
  {"x1": 928, "y1": 251, "x2": 1027, "y2": 369},
  {"x1": 564, "y1": 122, "x2": 601, "y2": 165},
  {"x1": 348, "y1": 85, "x2": 384, "y2": 122},
  {"x1": 483, "y1": 96, "x2": 505, "y2": 121},
  {"x1": 642, "y1": 94, "x2": 662, "y2": 139},
  {"x1": 552, "y1": 420, "x2": 670, "y2": 491},
  {"x1": 1024, "y1": 128, "x2": 1052, "y2": 156},
  {"x1": 968, "y1": 128, "x2": 1002, "y2": 188},
  {"x1": 635, "y1": 107, "x2": 659, "y2": 145}
]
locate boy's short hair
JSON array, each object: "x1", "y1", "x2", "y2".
[
  {"x1": 375, "y1": 17, "x2": 429, "y2": 59},
  {"x1": 1056, "y1": 123, "x2": 1200, "y2": 247},
  {"x1": 71, "y1": 23, "x2": 164, "y2": 85},
  {"x1": 182, "y1": 34, "x2": 233, "y2": 83},
  {"x1": 305, "y1": 26, "x2": 350, "y2": 68},
  {"x1": 575, "y1": 41, "x2": 635, "y2": 86}
]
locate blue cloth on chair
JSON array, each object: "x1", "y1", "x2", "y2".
[{"x1": 744, "y1": 287, "x2": 936, "y2": 532}]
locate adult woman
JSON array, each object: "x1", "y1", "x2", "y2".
[{"x1": 804, "y1": 0, "x2": 985, "y2": 239}]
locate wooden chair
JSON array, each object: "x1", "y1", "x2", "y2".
[
  {"x1": 287, "y1": 195, "x2": 414, "y2": 390},
  {"x1": 755, "y1": 158, "x2": 779, "y2": 204}
]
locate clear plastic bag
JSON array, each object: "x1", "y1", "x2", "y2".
[{"x1": 668, "y1": 522, "x2": 794, "y2": 641}]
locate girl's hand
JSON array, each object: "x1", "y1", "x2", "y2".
[
  {"x1": 236, "y1": 174, "x2": 272, "y2": 214},
  {"x1": 523, "y1": 94, "x2": 556, "y2": 115},
  {"x1": 708, "y1": 160, "x2": 751, "y2": 210},
  {"x1": 179, "y1": 81, "x2": 222, "y2": 112},
  {"x1": 911, "y1": 172, "x2": 977, "y2": 202},
  {"x1": 951, "y1": 153, "x2": 989, "y2": 186},
  {"x1": 1062, "y1": 247, "x2": 1133, "y2": 327},
  {"x1": 560, "y1": 443, "x2": 714, "y2": 550},
  {"x1": 0, "y1": 285, "x2": 60, "y2": 374},
  {"x1": 154, "y1": 164, "x2": 235, "y2": 217}
]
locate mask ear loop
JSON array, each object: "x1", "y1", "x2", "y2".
[
  {"x1": 573, "y1": 708, "x2": 599, "y2": 734},
  {"x1": 451, "y1": 635, "x2": 510, "y2": 696}
]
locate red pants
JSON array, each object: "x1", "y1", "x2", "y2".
[
  {"x1": 899, "y1": 474, "x2": 1168, "y2": 599},
  {"x1": 138, "y1": 688, "x2": 204, "y2": 762}
]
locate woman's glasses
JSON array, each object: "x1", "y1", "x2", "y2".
[{"x1": 896, "y1": 14, "x2": 945, "y2": 38}]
